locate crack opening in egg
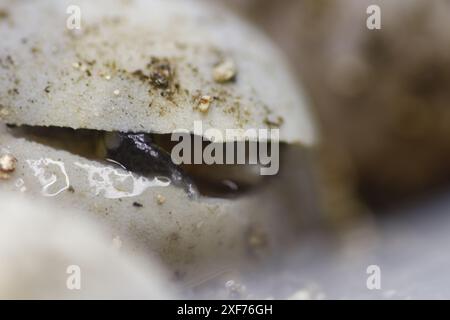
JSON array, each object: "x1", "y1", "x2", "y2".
[{"x1": 7, "y1": 125, "x2": 278, "y2": 199}]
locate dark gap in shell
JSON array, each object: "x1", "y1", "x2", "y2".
[{"x1": 7, "y1": 125, "x2": 278, "y2": 199}]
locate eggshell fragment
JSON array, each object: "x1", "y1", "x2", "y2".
[{"x1": 0, "y1": 0, "x2": 316, "y2": 144}]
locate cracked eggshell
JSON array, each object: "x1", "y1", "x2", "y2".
[
  {"x1": 0, "y1": 0, "x2": 315, "y2": 145},
  {"x1": 0, "y1": 191, "x2": 175, "y2": 299},
  {"x1": 0, "y1": 129, "x2": 306, "y2": 281},
  {"x1": 0, "y1": 0, "x2": 318, "y2": 282}
]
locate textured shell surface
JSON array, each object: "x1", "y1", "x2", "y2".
[{"x1": 0, "y1": 0, "x2": 316, "y2": 144}]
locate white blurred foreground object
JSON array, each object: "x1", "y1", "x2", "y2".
[{"x1": 0, "y1": 192, "x2": 174, "y2": 299}]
